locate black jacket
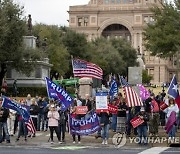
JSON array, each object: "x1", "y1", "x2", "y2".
[
  {"x1": 58, "y1": 110, "x2": 68, "y2": 125},
  {"x1": 99, "y1": 112, "x2": 111, "y2": 125},
  {"x1": 0, "y1": 107, "x2": 9, "y2": 122},
  {"x1": 117, "y1": 103, "x2": 128, "y2": 117},
  {"x1": 37, "y1": 100, "x2": 44, "y2": 114},
  {"x1": 30, "y1": 104, "x2": 40, "y2": 116},
  {"x1": 82, "y1": 99, "x2": 92, "y2": 111}
]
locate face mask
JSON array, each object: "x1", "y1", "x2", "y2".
[{"x1": 170, "y1": 104, "x2": 174, "y2": 107}]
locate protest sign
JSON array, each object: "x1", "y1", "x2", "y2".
[
  {"x1": 69, "y1": 112, "x2": 100, "y2": 135},
  {"x1": 96, "y1": 92, "x2": 108, "y2": 112},
  {"x1": 160, "y1": 101, "x2": 168, "y2": 111},
  {"x1": 108, "y1": 104, "x2": 118, "y2": 114},
  {"x1": 76, "y1": 106, "x2": 88, "y2": 115},
  {"x1": 130, "y1": 116, "x2": 144, "y2": 128}
]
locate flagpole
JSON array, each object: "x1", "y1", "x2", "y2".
[
  {"x1": 71, "y1": 55, "x2": 78, "y2": 91},
  {"x1": 71, "y1": 55, "x2": 75, "y2": 78},
  {"x1": 45, "y1": 77, "x2": 50, "y2": 99}
]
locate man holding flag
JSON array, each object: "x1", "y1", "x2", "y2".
[
  {"x1": 120, "y1": 76, "x2": 143, "y2": 136},
  {"x1": 0, "y1": 98, "x2": 10, "y2": 143},
  {"x1": 109, "y1": 77, "x2": 118, "y2": 132},
  {"x1": 45, "y1": 77, "x2": 73, "y2": 111},
  {"x1": 1, "y1": 97, "x2": 36, "y2": 142}
]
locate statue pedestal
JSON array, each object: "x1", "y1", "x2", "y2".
[
  {"x1": 6, "y1": 35, "x2": 52, "y2": 87},
  {"x1": 128, "y1": 67, "x2": 142, "y2": 85},
  {"x1": 23, "y1": 36, "x2": 37, "y2": 49},
  {"x1": 79, "y1": 78, "x2": 93, "y2": 99}
]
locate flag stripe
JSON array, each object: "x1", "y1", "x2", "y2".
[
  {"x1": 73, "y1": 66, "x2": 103, "y2": 76},
  {"x1": 74, "y1": 74, "x2": 102, "y2": 80},
  {"x1": 73, "y1": 71, "x2": 102, "y2": 78},
  {"x1": 123, "y1": 87, "x2": 143, "y2": 107},
  {"x1": 26, "y1": 117, "x2": 36, "y2": 134}
]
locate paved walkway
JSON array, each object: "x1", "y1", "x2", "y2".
[{"x1": 0, "y1": 127, "x2": 179, "y2": 149}]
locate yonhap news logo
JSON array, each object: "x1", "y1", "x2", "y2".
[
  {"x1": 112, "y1": 133, "x2": 180, "y2": 148},
  {"x1": 112, "y1": 133, "x2": 127, "y2": 148}
]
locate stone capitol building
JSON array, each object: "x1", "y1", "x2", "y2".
[{"x1": 68, "y1": 0, "x2": 179, "y2": 85}]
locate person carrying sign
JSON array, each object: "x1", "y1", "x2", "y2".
[
  {"x1": 135, "y1": 107, "x2": 149, "y2": 145},
  {"x1": 99, "y1": 110, "x2": 111, "y2": 145},
  {"x1": 0, "y1": 98, "x2": 10, "y2": 143},
  {"x1": 148, "y1": 94, "x2": 160, "y2": 137},
  {"x1": 16, "y1": 100, "x2": 28, "y2": 142},
  {"x1": 71, "y1": 100, "x2": 81, "y2": 144},
  {"x1": 117, "y1": 98, "x2": 128, "y2": 133}
]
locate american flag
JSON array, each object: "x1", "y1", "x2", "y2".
[
  {"x1": 72, "y1": 59, "x2": 103, "y2": 80},
  {"x1": 123, "y1": 86, "x2": 143, "y2": 107},
  {"x1": 25, "y1": 117, "x2": 36, "y2": 134}
]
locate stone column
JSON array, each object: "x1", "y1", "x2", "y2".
[
  {"x1": 139, "y1": 32, "x2": 143, "y2": 54},
  {"x1": 133, "y1": 33, "x2": 137, "y2": 49},
  {"x1": 79, "y1": 78, "x2": 93, "y2": 99}
]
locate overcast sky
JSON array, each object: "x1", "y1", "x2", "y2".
[{"x1": 15, "y1": 0, "x2": 90, "y2": 26}]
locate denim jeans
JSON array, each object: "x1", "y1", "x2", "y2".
[
  {"x1": 137, "y1": 125, "x2": 148, "y2": 144},
  {"x1": 0, "y1": 122, "x2": 10, "y2": 142},
  {"x1": 43, "y1": 118, "x2": 48, "y2": 131},
  {"x1": 59, "y1": 124, "x2": 66, "y2": 141},
  {"x1": 168, "y1": 125, "x2": 176, "y2": 138},
  {"x1": 112, "y1": 114, "x2": 117, "y2": 131},
  {"x1": 97, "y1": 117, "x2": 101, "y2": 136},
  {"x1": 37, "y1": 114, "x2": 44, "y2": 131},
  {"x1": 17, "y1": 121, "x2": 27, "y2": 139},
  {"x1": 101, "y1": 124, "x2": 110, "y2": 140}
]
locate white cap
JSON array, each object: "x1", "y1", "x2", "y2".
[{"x1": 140, "y1": 107, "x2": 145, "y2": 112}]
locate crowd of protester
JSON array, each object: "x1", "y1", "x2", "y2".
[{"x1": 0, "y1": 88, "x2": 180, "y2": 146}]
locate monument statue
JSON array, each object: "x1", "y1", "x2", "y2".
[
  {"x1": 27, "y1": 14, "x2": 32, "y2": 35},
  {"x1": 137, "y1": 46, "x2": 141, "y2": 55}
]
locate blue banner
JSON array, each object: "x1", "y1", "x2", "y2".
[
  {"x1": 109, "y1": 78, "x2": 118, "y2": 99},
  {"x1": 2, "y1": 97, "x2": 30, "y2": 122},
  {"x1": 69, "y1": 112, "x2": 100, "y2": 136},
  {"x1": 45, "y1": 77, "x2": 73, "y2": 111}
]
